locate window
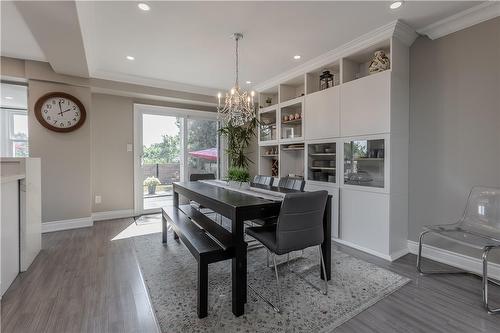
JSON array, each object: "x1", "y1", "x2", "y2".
[{"x1": 1, "y1": 83, "x2": 28, "y2": 157}]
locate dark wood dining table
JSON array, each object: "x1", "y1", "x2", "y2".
[{"x1": 172, "y1": 181, "x2": 332, "y2": 317}]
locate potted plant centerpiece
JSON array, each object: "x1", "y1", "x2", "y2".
[
  {"x1": 226, "y1": 166, "x2": 251, "y2": 189},
  {"x1": 144, "y1": 176, "x2": 161, "y2": 195}
]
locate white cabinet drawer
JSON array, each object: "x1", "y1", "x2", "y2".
[
  {"x1": 305, "y1": 87, "x2": 340, "y2": 140},
  {"x1": 340, "y1": 71, "x2": 390, "y2": 137}
]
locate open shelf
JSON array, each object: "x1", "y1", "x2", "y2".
[
  {"x1": 259, "y1": 145, "x2": 279, "y2": 177},
  {"x1": 280, "y1": 101, "x2": 303, "y2": 140},
  {"x1": 280, "y1": 143, "x2": 304, "y2": 178},
  {"x1": 259, "y1": 108, "x2": 277, "y2": 142},
  {"x1": 306, "y1": 62, "x2": 340, "y2": 94},
  {"x1": 279, "y1": 75, "x2": 305, "y2": 103},
  {"x1": 342, "y1": 40, "x2": 391, "y2": 83},
  {"x1": 259, "y1": 86, "x2": 279, "y2": 109}
]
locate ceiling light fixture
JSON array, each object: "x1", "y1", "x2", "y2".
[
  {"x1": 294, "y1": 55, "x2": 301, "y2": 60},
  {"x1": 390, "y1": 1, "x2": 402, "y2": 10},
  {"x1": 126, "y1": 55, "x2": 135, "y2": 60},
  {"x1": 138, "y1": 3, "x2": 150, "y2": 11},
  {"x1": 4, "y1": 96, "x2": 13, "y2": 100},
  {"x1": 246, "y1": 81, "x2": 252, "y2": 84},
  {"x1": 217, "y1": 33, "x2": 255, "y2": 127}
]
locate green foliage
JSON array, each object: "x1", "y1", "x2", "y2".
[
  {"x1": 218, "y1": 117, "x2": 258, "y2": 169},
  {"x1": 143, "y1": 134, "x2": 180, "y2": 164},
  {"x1": 143, "y1": 176, "x2": 161, "y2": 187},
  {"x1": 226, "y1": 167, "x2": 250, "y2": 183},
  {"x1": 143, "y1": 119, "x2": 218, "y2": 165}
]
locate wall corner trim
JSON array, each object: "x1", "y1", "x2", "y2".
[
  {"x1": 407, "y1": 240, "x2": 500, "y2": 280},
  {"x1": 91, "y1": 209, "x2": 135, "y2": 222},
  {"x1": 42, "y1": 216, "x2": 93, "y2": 233},
  {"x1": 417, "y1": 2, "x2": 500, "y2": 40}
]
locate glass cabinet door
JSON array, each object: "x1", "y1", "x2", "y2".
[
  {"x1": 259, "y1": 110, "x2": 277, "y2": 142},
  {"x1": 308, "y1": 142, "x2": 336, "y2": 183},
  {"x1": 344, "y1": 139, "x2": 385, "y2": 188}
]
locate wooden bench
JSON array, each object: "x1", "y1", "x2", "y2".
[{"x1": 162, "y1": 205, "x2": 233, "y2": 318}]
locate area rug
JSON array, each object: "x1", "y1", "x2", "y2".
[{"x1": 133, "y1": 226, "x2": 410, "y2": 333}]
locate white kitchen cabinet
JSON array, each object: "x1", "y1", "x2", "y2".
[
  {"x1": 305, "y1": 87, "x2": 340, "y2": 140},
  {"x1": 339, "y1": 188, "x2": 390, "y2": 257},
  {"x1": 305, "y1": 183, "x2": 339, "y2": 239},
  {"x1": 1, "y1": 178, "x2": 21, "y2": 296},
  {"x1": 340, "y1": 71, "x2": 390, "y2": 137}
]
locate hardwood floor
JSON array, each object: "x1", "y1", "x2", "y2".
[{"x1": 2, "y1": 217, "x2": 499, "y2": 332}]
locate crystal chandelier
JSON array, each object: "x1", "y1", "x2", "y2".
[{"x1": 217, "y1": 33, "x2": 255, "y2": 126}]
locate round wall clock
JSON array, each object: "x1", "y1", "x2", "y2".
[{"x1": 34, "y1": 92, "x2": 86, "y2": 132}]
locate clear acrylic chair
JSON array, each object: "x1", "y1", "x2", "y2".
[{"x1": 417, "y1": 186, "x2": 500, "y2": 314}]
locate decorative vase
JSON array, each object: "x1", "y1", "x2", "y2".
[
  {"x1": 228, "y1": 180, "x2": 250, "y2": 189},
  {"x1": 368, "y1": 50, "x2": 390, "y2": 74}
]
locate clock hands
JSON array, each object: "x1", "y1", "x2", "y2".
[{"x1": 58, "y1": 101, "x2": 63, "y2": 117}]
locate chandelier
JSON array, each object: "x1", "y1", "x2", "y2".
[{"x1": 217, "y1": 33, "x2": 255, "y2": 126}]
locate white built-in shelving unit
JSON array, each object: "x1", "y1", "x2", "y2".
[{"x1": 255, "y1": 20, "x2": 417, "y2": 260}]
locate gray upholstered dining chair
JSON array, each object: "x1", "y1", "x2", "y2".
[
  {"x1": 252, "y1": 175, "x2": 274, "y2": 186},
  {"x1": 246, "y1": 190, "x2": 329, "y2": 312},
  {"x1": 278, "y1": 176, "x2": 305, "y2": 191},
  {"x1": 417, "y1": 186, "x2": 500, "y2": 314}
]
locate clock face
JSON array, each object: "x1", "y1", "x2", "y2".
[
  {"x1": 41, "y1": 97, "x2": 81, "y2": 129},
  {"x1": 35, "y1": 93, "x2": 86, "y2": 132}
]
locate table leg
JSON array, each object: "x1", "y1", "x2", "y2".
[
  {"x1": 173, "y1": 189, "x2": 179, "y2": 240},
  {"x1": 162, "y1": 214, "x2": 168, "y2": 243},
  {"x1": 321, "y1": 196, "x2": 332, "y2": 281},
  {"x1": 231, "y1": 214, "x2": 246, "y2": 316}
]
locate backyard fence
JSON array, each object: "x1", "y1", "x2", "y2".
[{"x1": 143, "y1": 163, "x2": 180, "y2": 184}]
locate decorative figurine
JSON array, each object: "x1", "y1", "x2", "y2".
[
  {"x1": 369, "y1": 50, "x2": 390, "y2": 74},
  {"x1": 295, "y1": 112, "x2": 301, "y2": 120},
  {"x1": 265, "y1": 97, "x2": 272, "y2": 106}
]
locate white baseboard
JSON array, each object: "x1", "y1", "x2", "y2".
[
  {"x1": 42, "y1": 217, "x2": 93, "y2": 233},
  {"x1": 408, "y1": 240, "x2": 500, "y2": 280},
  {"x1": 92, "y1": 209, "x2": 135, "y2": 222},
  {"x1": 334, "y1": 238, "x2": 408, "y2": 262}
]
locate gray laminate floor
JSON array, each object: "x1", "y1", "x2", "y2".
[{"x1": 1, "y1": 217, "x2": 499, "y2": 333}]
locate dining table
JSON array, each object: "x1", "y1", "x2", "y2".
[{"x1": 171, "y1": 180, "x2": 332, "y2": 317}]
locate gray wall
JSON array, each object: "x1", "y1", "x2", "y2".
[{"x1": 408, "y1": 18, "x2": 500, "y2": 256}]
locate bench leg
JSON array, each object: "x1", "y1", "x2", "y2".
[
  {"x1": 162, "y1": 215, "x2": 168, "y2": 244},
  {"x1": 197, "y1": 259, "x2": 208, "y2": 318}
]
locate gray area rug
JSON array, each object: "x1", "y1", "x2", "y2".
[{"x1": 133, "y1": 227, "x2": 410, "y2": 333}]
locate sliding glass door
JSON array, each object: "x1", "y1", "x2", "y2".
[{"x1": 134, "y1": 104, "x2": 219, "y2": 214}]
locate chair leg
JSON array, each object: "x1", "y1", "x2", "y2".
[
  {"x1": 273, "y1": 254, "x2": 282, "y2": 312},
  {"x1": 318, "y1": 245, "x2": 328, "y2": 295},
  {"x1": 482, "y1": 246, "x2": 500, "y2": 314},
  {"x1": 417, "y1": 230, "x2": 468, "y2": 275}
]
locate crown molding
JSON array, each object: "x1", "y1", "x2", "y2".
[
  {"x1": 254, "y1": 20, "x2": 415, "y2": 92},
  {"x1": 417, "y1": 1, "x2": 500, "y2": 40}
]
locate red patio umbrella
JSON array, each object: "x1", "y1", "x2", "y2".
[{"x1": 188, "y1": 147, "x2": 218, "y2": 161}]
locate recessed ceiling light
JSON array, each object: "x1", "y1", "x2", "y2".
[
  {"x1": 246, "y1": 81, "x2": 252, "y2": 84},
  {"x1": 126, "y1": 55, "x2": 135, "y2": 60},
  {"x1": 293, "y1": 55, "x2": 301, "y2": 60},
  {"x1": 138, "y1": 3, "x2": 150, "y2": 11},
  {"x1": 5, "y1": 96, "x2": 13, "y2": 100},
  {"x1": 390, "y1": 1, "x2": 402, "y2": 9}
]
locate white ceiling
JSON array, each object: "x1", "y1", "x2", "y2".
[
  {"x1": 1, "y1": 1, "x2": 481, "y2": 93},
  {"x1": 0, "y1": 1, "x2": 45, "y2": 61}
]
